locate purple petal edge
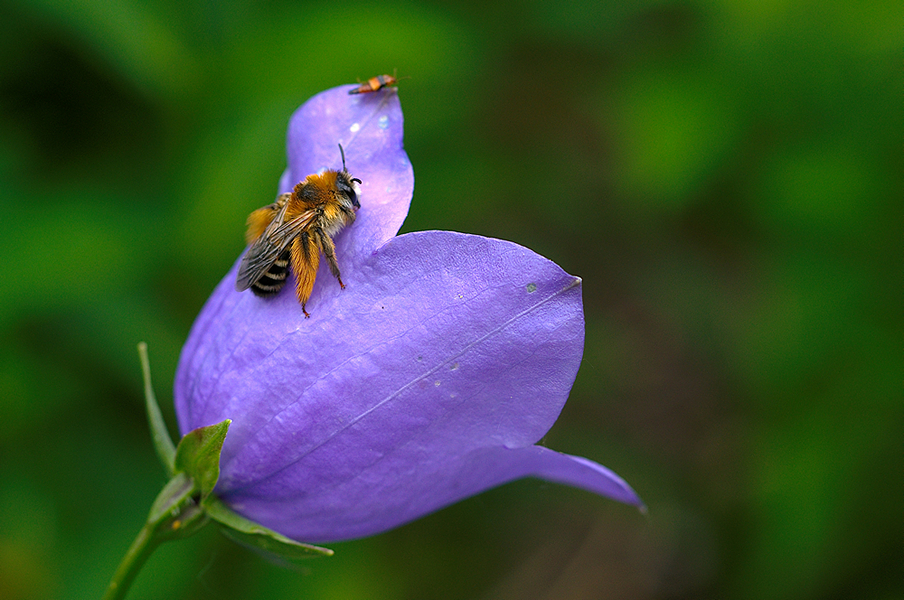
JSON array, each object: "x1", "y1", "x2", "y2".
[{"x1": 223, "y1": 445, "x2": 643, "y2": 543}]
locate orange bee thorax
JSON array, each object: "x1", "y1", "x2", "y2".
[
  {"x1": 292, "y1": 171, "x2": 340, "y2": 206},
  {"x1": 289, "y1": 173, "x2": 356, "y2": 230}
]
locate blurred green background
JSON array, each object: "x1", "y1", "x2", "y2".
[{"x1": 0, "y1": 0, "x2": 899, "y2": 598}]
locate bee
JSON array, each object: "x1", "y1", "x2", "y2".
[
  {"x1": 348, "y1": 73, "x2": 404, "y2": 95},
  {"x1": 235, "y1": 146, "x2": 361, "y2": 318}
]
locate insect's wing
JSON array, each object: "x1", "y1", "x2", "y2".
[
  {"x1": 235, "y1": 207, "x2": 318, "y2": 292},
  {"x1": 244, "y1": 193, "x2": 292, "y2": 243},
  {"x1": 236, "y1": 197, "x2": 290, "y2": 291}
]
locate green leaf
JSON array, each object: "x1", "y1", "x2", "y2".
[
  {"x1": 143, "y1": 471, "x2": 210, "y2": 541},
  {"x1": 138, "y1": 342, "x2": 176, "y2": 476},
  {"x1": 173, "y1": 419, "x2": 231, "y2": 500},
  {"x1": 147, "y1": 472, "x2": 194, "y2": 523},
  {"x1": 203, "y1": 495, "x2": 333, "y2": 560}
]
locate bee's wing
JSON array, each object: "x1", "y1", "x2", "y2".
[{"x1": 235, "y1": 207, "x2": 318, "y2": 291}]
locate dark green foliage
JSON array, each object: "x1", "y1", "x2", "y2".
[{"x1": 0, "y1": 1, "x2": 897, "y2": 598}]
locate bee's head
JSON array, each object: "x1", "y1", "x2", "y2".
[
  {"x1": 336, "y1": 172, "x2": 361, "y2": 210},
  {"x1": 336, "y1": 143, "x2": 361, "y2": 210}
]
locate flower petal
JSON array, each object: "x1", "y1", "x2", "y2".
[
  {"x1": 175, "y1": 84, "x2": 640, "y2": 545},
  {"x1": 227, "y1": 445, "x2": 642, "y2": 543},
  {"x1": 175, "y1": 231, "x2": 639, "y2": 542},
  {"x1": 282, "y1": 84, "x2": 413, "y2": 262}
]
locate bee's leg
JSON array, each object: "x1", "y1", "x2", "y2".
[
  {"x1": 291, "y1": 232, "x2": 319, "y2": 318},
  {"x1": 316, "y1": 229, "x2": 345, "y2": 289}
]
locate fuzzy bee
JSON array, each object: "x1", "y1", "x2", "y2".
[{"x1": 235, "y1": 147, "x2": 361, "y2": 317}]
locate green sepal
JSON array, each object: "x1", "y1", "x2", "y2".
[
  {"x1": 203, "y1": 495, "x2": 333, "y2": 559},
  {"x1": 133, "y1": 344, "x2": 330, "y2": 565},
  {"x1": 146, "y1": 472, "x2": 210, "y2": 541},
  {"x1": 138, "y1": 342, "x2": 176, "y2": 476},
  {"x1": 173, "y1": 419, "x2": 231, "y2": 500}
]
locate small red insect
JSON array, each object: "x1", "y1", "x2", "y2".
[{"x1": 348, "y1": 73, "x2": 404, "y2": 95}]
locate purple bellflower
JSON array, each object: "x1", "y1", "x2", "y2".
[{"x1": 174, "y1": 84, "x2": 642, "y2": 544}]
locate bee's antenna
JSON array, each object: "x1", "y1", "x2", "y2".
[{"x1": 338, "y1": 143, "x2": 348, "y2": 172}]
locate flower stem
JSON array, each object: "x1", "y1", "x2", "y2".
[
  {"x1": 102, "y1": 521, "x2": 162, "y2": 600},
  {"x1": 103, "y1": 346, "x2": 227, "y2": 598}
]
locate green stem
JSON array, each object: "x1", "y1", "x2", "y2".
[
  {"x1": 102, "y1": 521, "x2": 162, "y2": 600},
  {"x1": 104, "y1": 349, "x2": 229, "y2": 598}
]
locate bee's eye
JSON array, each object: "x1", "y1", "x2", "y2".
[{"x1": 337, "y1": 174, "x2": 361, "y2": 208}]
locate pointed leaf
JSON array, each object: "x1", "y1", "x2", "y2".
[
  {"x1": 203, "y1": 495, "x2": 332, "y2": 559},
  {"x1": 173, "y1": 419, "x2": 231, "y2": 499},
  {"x1": 138, "y1": 342, "x2": 175, "y2": 475}
]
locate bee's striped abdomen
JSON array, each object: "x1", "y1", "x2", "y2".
[{"x1": 250, "y1": 250, "x2": 290, "y2": 297}]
